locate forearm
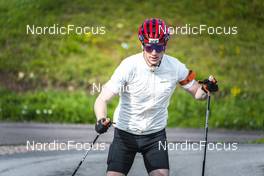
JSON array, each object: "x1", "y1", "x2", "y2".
[
  {"x1": 194, "y1": 85, "x2": 207, "y2": 100},
  {"x1": 186, "y1": 81, "x2": 207, "y2": 100},
  {"x1": 94, "y1": 95, "x2": 108, "y2": 121},
  {"x1": 94, "y1": 87, "x2": 116, "y2": 121}
]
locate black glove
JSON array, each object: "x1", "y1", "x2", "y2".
[
  {"x1": 95, "y1": 118, "x2": 112, "y2": 134},
  {"x1": 199, "y1": 76, "x2": 219, "y2": 93}
]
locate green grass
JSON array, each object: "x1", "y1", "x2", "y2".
[
  {"x1": 0, "y1": 88, "x2": 118, "y2": 123},
  {"x1": 249, "y1": 138, "x2": 264, "y2": 144},
  {"x1": 0, "y1": 0, "x2": 263, "y2": 130}
]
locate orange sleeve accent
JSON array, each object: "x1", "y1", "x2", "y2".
[{"x1": 179, "y1": 70, "x2": 196, "y2": 85}]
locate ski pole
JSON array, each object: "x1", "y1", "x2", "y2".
[
  {"x1": 71, "y1": 134, "x2": 100, "y2": 176},
  {"x1": 71, "y1": 121, "x2": 114, "y2": 176},
  {"x1": 202, "y1": 92, "x2": 211, "y2": 176}
]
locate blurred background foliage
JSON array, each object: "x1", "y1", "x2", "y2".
[{"x1": 0, "y1": 0, "x2": 263, "y2": 130}]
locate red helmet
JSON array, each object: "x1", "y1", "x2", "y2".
[{"x1": 138, "y1": 18, "x2": 170, "y2": 46}]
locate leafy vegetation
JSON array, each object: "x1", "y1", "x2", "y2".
[{"x1": 0, "y1": 0, "x2": 263, "y2": 130}]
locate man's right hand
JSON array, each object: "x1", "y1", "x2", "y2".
[{"x1": 95, "y1": 118, "x2": 112, "y2": 134}]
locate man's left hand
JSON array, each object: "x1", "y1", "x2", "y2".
[{"x1": 199, "y1": 75, "x2": 219, "y2": 93}]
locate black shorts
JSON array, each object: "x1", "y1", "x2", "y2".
[{"x1": 107, "y1": 128, "x2": 169, "y2": 175}]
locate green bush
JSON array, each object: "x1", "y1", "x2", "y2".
[
  {"x1": 0, "y1": 88, "x2": 263, "y2": 130},
  {"x1": 168, "y1": 88, "x2": 264, "y2": 130},
  {"x1": 0, "y1": 0, "x2": 263, "y2": 130},
  {"x1": 0, "y1": 89, "x2": 98, "y2": 123}
]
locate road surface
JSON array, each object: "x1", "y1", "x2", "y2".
[{"x1": 0, "y1": 123, "x2": 263, "y2": 176}]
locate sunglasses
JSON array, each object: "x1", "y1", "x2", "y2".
[{"x1": 144, "y1": 44, "x2": 165, "y2": 53}]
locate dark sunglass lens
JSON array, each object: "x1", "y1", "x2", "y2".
[
  {"x1": 155, "y1": 45, "x2": 164, "y2": 53},
  {"x1": 144, "y1": 45, "x2": 164, "y2": 53},
  {"x1": 145, "y1": 46, "x2": 153, "y2": 52}
]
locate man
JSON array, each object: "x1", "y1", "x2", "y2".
[{"x1": 94, "y1": 18, "x2": 218, "y2": 176}]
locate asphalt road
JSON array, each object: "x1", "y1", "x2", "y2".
[
  {"x1": 0, "y1": 123, "x2": 264, "y2": 176},
  {"x1": 1, "y1": 144, "x2": 264, "y2": 176},
  {"x1": 1, "y1": 123, "x2": 263, "y2": 145}
]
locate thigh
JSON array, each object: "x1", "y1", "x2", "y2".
[
  {"x1": 107, "y1": 171, "x2": 126, "y2": 176},
  {"x1": 141, "y1": 130, "x2": 169, "y2": 173},
  {"x1": 149, "y1": 169, "x2": 169, "y2": 176},
  {"x1": 107, "y1": 128, "x2": 138, "y2": 175}
]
